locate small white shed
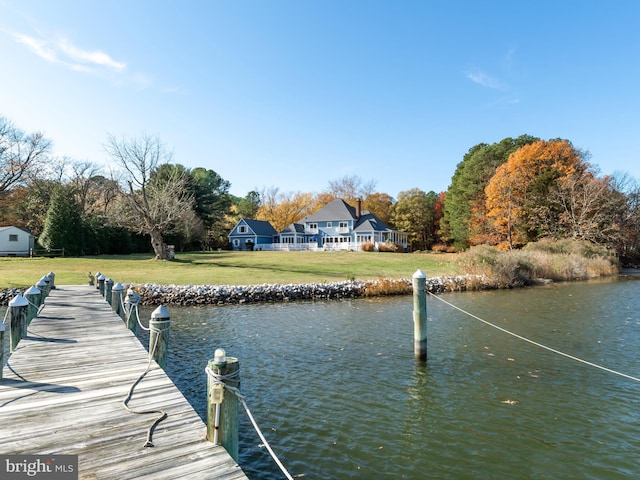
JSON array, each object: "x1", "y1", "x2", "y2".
[{"x1": 0, "y1": 226, "x2": 35, "y2": 256}]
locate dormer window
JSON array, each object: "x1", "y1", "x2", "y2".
[{"x1": 239, "y1": 225, "x2": 247, "y2": 233}]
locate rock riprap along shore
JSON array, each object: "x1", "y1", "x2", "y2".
[
  {"x1": 130, "y1": 275, "x2": 486, "y2": 306},
  {"x1": 0, "y1": 275, "x2": 493, "y2": 306}
]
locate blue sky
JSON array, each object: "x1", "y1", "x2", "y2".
[{"x1": 2, "y1": 1, "x2": 639, "y2": 199}]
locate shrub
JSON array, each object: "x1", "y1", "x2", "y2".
[
  {"x1": 361, "y1": 242, "x2": 375, "y2": 252},
  {"x1": 457, "y1": 239, "x2": 619, "y2": 287},
  {"x1": 364, "y1": 278, "x2": 411, "y2": 296},
  {"x1": 378, "y1": 241, "x2": 399, "y2": 253},
  {"x1": 432, "y1": 243, "x2": 457, "y2": 253}
]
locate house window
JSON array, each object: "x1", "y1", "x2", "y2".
[
  {"x1": 309, "y1": 223, "x2": 317, "y2": 230},
  {"x1": 9, "y1": 234, "x2": 18, "y2": 242},
  {"x1": 327, "y1": 222, "x2": 332, "y2": 228},
  {"x1": 238, "y1": 225, "x2": 247, "y2": 233},
  {"x1": 339, "y1": 222, "x2": 348, "y2": 229},
  {"x1": 233, "y1": 239, "x2": 240, "y2": 247}
]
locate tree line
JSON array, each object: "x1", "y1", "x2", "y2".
[
  {"x1": 441, "y1": 135, "x2": 640, "y2": 263},
  {"x1": 2, "y1": 115, "x2": 639, "y2": 263}
]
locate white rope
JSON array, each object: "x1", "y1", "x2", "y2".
[
  {"x1": 25, "y1": 298, "x2": 38, "y2": 310},
  {"x1": 123, "y1": 300, "x2": 145, "y2": 332},
  {"x1": 119, "y1": 295, "x2": 127, "y2": 321},
  {"x1": 205, "y1": 367, "x2": 295, "y2": 480},
  {"x1": 122, "y1": 319, "x2": 168, "y2": 447},
  {"x1": 2, "y1": 300, "x2": 41, "y2": 324},
  {"x1": 428, "y1": 291, "x2": 640, "y2": 384},
  {"x1": 136, "y1": 308, "x2": 150, "y2": 332}
]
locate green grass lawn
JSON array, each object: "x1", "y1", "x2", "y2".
[{"x1": 0, "y1": 251, "x2": 460, "y2": 289}]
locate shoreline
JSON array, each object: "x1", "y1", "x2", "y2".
[
  {"x1": 0, "y1": 274, "x2": 497, "y2": 307},
  {"x1": 3, "y1": 270, "x2": 633, "y2": 307}
]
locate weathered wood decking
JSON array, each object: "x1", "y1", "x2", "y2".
[{"x1": 0, "y1": 285, "x2": 248, "y2": 480}]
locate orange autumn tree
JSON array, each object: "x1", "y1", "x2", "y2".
[
  {"x1": 256, "y1": 188, "x2": 316, "y2": 232},
  {"x1": 485, "y1": 139, "x2": 587, "y2": 249}
]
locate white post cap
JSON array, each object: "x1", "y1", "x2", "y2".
[
  {"x1": 151, "y1": 305, "x2": 170, "y2": 319},
  {"x1": 413, "y1": 269, "x2": 427, "y2": 279},
  {"x1": 9, "y1": 294, "x2": 29, "y2": 307}
]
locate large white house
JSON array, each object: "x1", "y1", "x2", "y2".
[
  {"x1": 229, "y1": 199, "x2": 408, "y2": 251},
  {"x1": 0, "y1": 226, "x2": 35, "y2": 256}
]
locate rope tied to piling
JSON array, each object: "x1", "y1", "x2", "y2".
[
  {"x1": 122, "y1": 319, "x2": 168, "y2": 447},
  {"x1": 205, "y1": 366, "x2": 295, "y2": 480},
  {"x1": 428, "y1": 291, "x2": 640, "y2": 384},
  {"x1": 24, "y1": 297, "x2": 46, "y2": 316}
]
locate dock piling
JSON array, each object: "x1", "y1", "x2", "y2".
[
  {"x1": 97, "y1": 274, "x2": 105, "y2": 296},
  {"x1": 125, "y1": 288, "x2": 140, "y2": 334},
  {"x1": 105, "y1": 278, "x2": 114, "y2": 305},
  {"x1": 150, "y1": 305, "x2": 170, "y2": 369},
  {"x1": 47, "y1": 272, "x2": 55, "y2": 289},
  {"x1": 36, "y1": 277, "x2": 48, "y2": 300},
  {"x1": 111, "y1": 282, "x2": 125, "y2": 320},
  {"x1": 24, "y1": 286, "x2": 41, "y2": 324},
  {"x1": 206, "y1": 349, "x2": 240, "y2": 462},
  {"x1": 9, "y1": 295, "x2": 29, "y2": 352},
  {"x1": 412, "y1": 269, "x2": 427, "y2": 361}
]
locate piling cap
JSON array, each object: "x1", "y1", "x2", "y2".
[
  {"x1": 9, "y1": 294, "x2": 29, "y2": 307},
  {"x1": 106, "y1": 278, "x2": 114, "y2": 285},
  {"x1": 36, "y1": 278, "x2": 48, "y2": 288},
  {"x1": 24, "y1": 286, "x2": 41, "y2": 295},
  {"x1": 40, "y1": 276, "x2": 51, "y2": 285},
  {"x1": 97, "y1": 274, "x2": 105, "y2": 281},
  {"x1": 126, "y1": 287, "x2": 140, "y2": 297},
  {"x1": 413, "y1": 269, "x2": 427, "y2": 279},
  {"x1": 151, "y1": 305, "x2": 170, "y2": 319},
  {"x1": 112, "y1": 282, "x2": 125, "y2": 291}
]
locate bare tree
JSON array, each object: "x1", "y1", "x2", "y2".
[
  {"x1": 326, "y1": 175, "x2": 376, "y2": 204},
  {"x1": 104, "y1": 133, "x2": 194, "y2": 260},
  {"x1": 0, "y1": 116, "x2": 51, "y2": 193},
  {"x1": 547, "y1": 169, "x2": 626, "y2": 246}
]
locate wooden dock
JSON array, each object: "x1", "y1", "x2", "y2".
[{"x1": 0, "y1": 285, "x2": 249, "y2": 480}]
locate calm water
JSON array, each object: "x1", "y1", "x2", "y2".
[
  {"x1": 4, "y1": 276, "x2": 640, "y2": 478},
  {"x1": 146, "y1": 275, "x2": 640, "y2": 479}
]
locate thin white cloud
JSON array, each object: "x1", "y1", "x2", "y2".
[
  {"x1": 11, "y1": 32, "x2": 58, "y2": 62},
  {"x1": 57, "y1": 38, "x2": 126, "y2": 71},
  {"x1": 465, "y1": 70, "x2": 506, "y2": 89},
  {"x1": 7, "y1": 28, "x2": 184, "y2": 94},
  {"x1": 9, "y1": 30, "x2": 126, "y2": 74}
]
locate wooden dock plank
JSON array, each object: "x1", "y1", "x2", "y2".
[{"x1": 0, "y1": 285, "x2": 248, "y2": 480}]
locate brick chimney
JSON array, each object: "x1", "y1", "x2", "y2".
[{"x1": 356, "y1": 198, "x2": 362, "y2": 220}]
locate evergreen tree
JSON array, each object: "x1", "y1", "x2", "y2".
[
  {"x1": 39, "y1": 186, "x2": 85, "y2": 255},
  {"x1": 442, "y1": 135, "x2": 538, "y2": 250}
]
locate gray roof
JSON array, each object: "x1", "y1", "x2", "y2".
[
  {"x1": 0, "y1": 226, "x2": 33, "y2": 235},
  {"x1": 353, "y1": 213, "x2": 391, "y2": 232},
  {"x1": 301, "y1": 199, "x2": 392, "y2": 233},
  {"x1": 280, "y1": 223, "x2": 306, "y2": 234},
  {"x1": 302, "y1": 199, "x2": 358, "y2": 223},
  {"x1": 238, "y1": 219, "x2": 278, "y2": 236}
]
